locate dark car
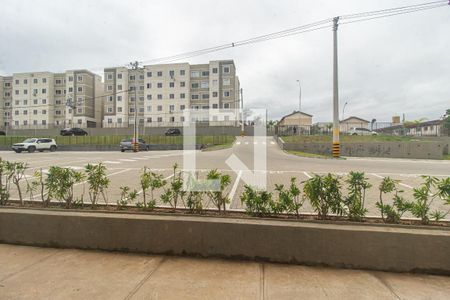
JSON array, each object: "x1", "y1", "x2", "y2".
[
  {"x1": 165, "y1": 128, "x2": 181, "y2": 136},
  {"x1": 0, "y1": 131, "x2": 5, "y2": 136},
  {"x1": 60, "y1": 128, "x2": 88, "y2": 136},
  {"x1": 120, "y1": 138, "x2": 149, "y2": 152}
]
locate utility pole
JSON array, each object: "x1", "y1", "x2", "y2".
[
  {"x1": 130, "y1": 61, "x2": 140, "y2": 152},
  {"x1": 332, "y1": 16, "x2": 340, "y2": 158},
  {"x1": 296, "y1": 80, "x2": 302, "y2": 112},
  {"x1": 240, "y1": 88, "x2": 244, "y2": 136}
]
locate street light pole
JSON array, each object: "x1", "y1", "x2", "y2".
[
  {"x1": 296, "y1": 80, "x2": 302, "y2": 112},
  {"x1": 342, "y1": 101, "x2": 348, "y2": 121},
  {"x1": 130, "y1": 61, "x2": 140, "y2": 152},
  {"x1": 332, "y1": 16, "x2": 340, "y2": 158},
  {"x1": 240, "y1": 88, "x2": 244, "y2": 136}
]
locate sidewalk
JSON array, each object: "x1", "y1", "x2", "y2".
[{"x1": 0, "y1": 244, "x2": 449, "y2": 300}]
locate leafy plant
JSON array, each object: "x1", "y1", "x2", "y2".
[
  {"x1": 85, "y1": 163, "x2": 109, "y2": 207},
  {"x1": 186, "y1": 191, "x2": 204, "y2": 213},
  {"x1": 410, "y1": 176, "x2": 447, "y2": 224},
  {"x1": 46, "y1": 166, "x2": 85, "y2": 208},
  {"x1": 161, "y1": 164, "x2": 185, "y2": 210},
  {"x1": 9, "y1": 162, "x2": 28, "y2": 205},
  {"x1": 206, "y1": 169, "x2": 231, "y2": 213},
  {"x1": 376, "y1": 177, "x2": 412, "y2": 223},
  {"x1": 303, "y1": 173, "x2": 344, "y2": 220},
  {"x1": 0, "y1": 159, "x2": 14, "y2": 205},
  {"x1": 28, "y1": 168, "x2": 51, "y2": 206},
  {"x1": 240, "y1": 185, "x2": 273, "y2": 217},
  {"x1": 139, "y1": 168, "x2": 166, "y2": 209},
  {"x1": 273, "y1": 177, "x2": 303, "y2": 217},
  {"x1": 343, "y1": 172, "x2": 371, "y2": 221},
  {"x1": 117, "y1": 186, "x2": 137, "y2": 209}
]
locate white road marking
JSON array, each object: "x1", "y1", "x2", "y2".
[
  {"x1": 370, "y1": 173, "x2": 384, "y2": 179},
  {"x1": 262, "y1": 142, "x2": 266, "y2": 145},
  {"x1": 136, "y1": 173, "x2": 175, "y2": 195},
  {"x1": 245, "y1": 142, "x2": 249, "y2": 145},
  {"x1": 103, "y1": 161, "x2": 121, "y2": 164},
  {"x1": 253, "y1": 141, "x2": 257, "y2": 145},
  {"x1": 399, "y1": 182, "x2": 414, "y2": 189},
  {"x1": 303, "y1": 171, "x2": 312, "y2": 179},
  {"x1": 270, "y1": 141, "x2": 275, "y2": 145},
  {"x1": 133, "y1": 157, "x2": 148, "y2": 160},
  {"x1": 227, "y1": 170, "x2": 242, "y2": 210},
  {"x1": 118, "y1": 159, "x2": 136, "y2": 162},
  {"x1": 236, "y1": 142, "x2": 241, "y2": 145}
]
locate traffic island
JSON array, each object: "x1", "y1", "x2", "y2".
[{"x1": 1, "y1": 207, "x2": 449, "y2": 275}]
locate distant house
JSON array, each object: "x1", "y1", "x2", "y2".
[
  {"x1": 278, "y1": 111, "x2": 313, "y2": 127},
  {"x1": 377, "y1": 119, "x2": 446, "y2": 137},
  {"x1": 277, "y1": 111, "x2": 313, "y2": 135},
  {"x1": 340, "y1": 116, "x2": 370, "y2": 133}
]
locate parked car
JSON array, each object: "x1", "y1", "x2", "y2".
[
  {"x1": 165, "y1": 128, "x2": 181, "y2": 136},
  {"x1": 120, "y1": 138, "x2": 149, "y2": 152},
  {"x1": 12, "y1": 138, "x2": 57, "y2": 153},
  {"x1": 60, "y1": 127, "x2": 88, "y2": 136},
  {"x1": 0, "y1": 130, "x2": 5, "y2": 136},
  {"x1": 348, "y1": 127, "x2": 378, "y2": 136}
]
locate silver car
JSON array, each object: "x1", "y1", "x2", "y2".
[
  {"x1": 120, "y1": 138, "x2": 149, "y2": 152},
  {"x1": 348, "y1": 127, "x2": 378, "y2": 136}
]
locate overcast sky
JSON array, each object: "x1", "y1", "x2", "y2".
[{"x1": 0, "y1": 0, "x2": 449, "y2": 122}]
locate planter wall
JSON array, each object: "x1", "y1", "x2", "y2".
[{"x1": 1, "y1": 208, "x2": 449, "y2": 275}]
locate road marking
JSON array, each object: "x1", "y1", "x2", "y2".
[
  {"x1": 236, "y1": 142, "x2": 241, "y2": 145},
  {"x1": 253, "y1": 141, "x2": 257, "y2": 145},
  {"x1": 136, "y1": 174, "x2": 175, "y2": 195},
  {"x1": 104, "y1": 161, "x2": 121, "y2": 164},
  {"x1": 399, "y1": 183, "x2": 414, "y2": 189},
  {"x1": 303, "y1": 171, "x2": 312, "y2": 179},
  {"x1": 370, "y1": 173, "x2": 384, "y2": 179},
  {"x1": 227, "y1": 170, "x2": 242, "y2": 210},
  {"x1": 262, "y1": 142, "x2": 266, "y2": 145},
  {"x1": 245, "y1": 142, "x2": 249, "y2": 145},
  {"x1": 270, "y1": 141, "x2": 275, "y2": 145},
  {"x1": 133, "y1": 157, "x2": 148, "y2": 160},
  {"x1": 118, "y1": 159, "x2": 136, "y2": 162}
]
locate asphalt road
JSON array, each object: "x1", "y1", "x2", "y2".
[{"x1": 1, "y1": 136, "x2": 449, "y2": 218}]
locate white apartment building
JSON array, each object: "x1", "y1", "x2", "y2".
[
  {"x1": 102, "y1": 60, "x2": 240, "y2": 127},
  {"x1": 0, "y1": 70, "x2": 104, "y2": 129}
]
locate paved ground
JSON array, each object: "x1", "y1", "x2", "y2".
[
  {"x1": 1, "y1": 136, "x2": 449, "y2": 218},
  {"x1": 0, "y1": 244, "x2": 449, "y2": 300}
]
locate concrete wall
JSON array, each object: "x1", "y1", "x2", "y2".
[
  {"x1": 278, "y1": 137, "x2": 445, "y2": 159},
  {"x1": 1, "y1": 208, "x2": 449, "y2": 275}
]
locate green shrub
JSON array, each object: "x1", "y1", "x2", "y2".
[
  {"x1": 46, "y1": 166, "x2": 85, "y2": 208},
  {"x1": 303, "y1": 174, "x2": 344, "y2": 220},
  {"x1": 161, "y1": 164, "x2": 185, "y2": 210},
  {"x1": 240, "y1": 185, "x2": 273, "y2": 217},
  {"x1": 343, "y1": 172, "x2": 371, "y2": 221},
  {"x1": 273, "y1": 177, "x2": 303, "y2": 218},
  {"x1": 117, "y1": 186, "x2": 137, "y2": 209},
  {"x1": 376, "y1": 177, "x2": 412, "y2": 224},
  {"x1": 85, "y1": 163, "x2": 109, "y2": 207},
  {"x1": 206, "y1": 169, "x2": 231, "y2": 213}
]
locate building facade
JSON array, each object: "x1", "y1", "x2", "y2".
[
  {"x1": 102, "y1": 60, "x2": 240, "y2": 128},
  {"x1": 0, "y1": 70, "x2": 104, "y2": 129}
]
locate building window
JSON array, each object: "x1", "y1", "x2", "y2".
[
  {"x1": 213, "y1": 92, "x2": 218, "y2": 97},
  {"x1": 42, "y1": 109, "x2": 47, "y2": 114},
  {"x1": 42, "y1": 99, "x2": 47, "y2": 104},
  {"x1": 77, "y1": 87, "x2": 83, "y2": 92},
  {"x1": 23, "y1": 100, "x2": 28, "y2": 105},
  {"x1": 169, "y1": 70, "x2": 175, "y2": 77},
  {"x1": 223, "y1": 78, "x2": 231, "y2": 85},
  {"x1": 23, "y1": 89, "x2": 28, "y2": 95},
  {"x1": 139, "y1": 74, "x2": 144, "y2": 80},
  {"x1": 42, "y1": 78, "x2": 47, "y2": 83},
  {"x1": 129, "y1": 75, "x2": 135, "y2": 81},
  {"x1": 201, "y1": 71, "x2": 209, "y2": 76},
  {"x1": 108, "y1": 96, "x2": 113, "y2": 102},
  {"x1": 33, "y1": 99, "x2": 38, "y2": 105},
  {"x1": 15, "y1": 100, "x2": 20, "y2": 105},
  {"x1": 146, "y1": 83, "x2": 151, "y2": 89},
  {"x1": 77, "y1": 76, "x2": 83, "y2": 82},
  {"x1": 169, "y1": 82, "x2": 174, "y2": 88},
  {"x1": 118, "y1": 118, "x2": 122, "y2": 123},
  {"x1": 147, "y1": 71, "x2": 152, "y2": 77},
  {"x1": 15, "y1": 80, "x2": 19, "y2": 84},
  {"x1": 117, "y1": 73, "x2": 122, "y2": 79},
  {"x1": 212, "y1": 68, "x2": 218, "y2": 74},
  {"x1": 157, "y1": 94, "x2": 162, "y2": 100},
  {"x1": 180, "y1": 70, "x2": 185, "y2": 76},
  {"x1": 223, "y1": 91, "x2": 230, "y2": 97},
  {"x1": 33, "y1": 79, "x2": 38, "y2": 84},
  {"x1": 139, "y1": 85, "x2": 144, "y2": 91},
  {"x1": 147, "y1": 94, "x2": 152, "y2": 100},
  {"x1": 169, "y1": 94, "x2": 174, "y2": 99},
  {"x1": 224, "y1": 103, "x2": 230, "y2": 108},
  {"x1": 191, "y1": 83, "x2": 199, "y2": 89},
  {"x1": 157, "y1": 83, "x2": 163, "y2": 88},
  {"x1": 139, "y1": 107, "x2": 144, "y2": 113},
  {"x1": 202, "y1": 94, "x2": 209, "y2": 99},
  {"x1": 5, "y1": 82, "x2": 11, "y2": 87},
  {"x1": 223, "y1": 66, "x2": 230, "y2": 73},
  {"x1": 139, "y1": 96, "x2": 144, "y2": 102},
  {"x1": 77, "y1": 119, "x2": 82, "y2": 125},
  {"x1": 180, "y1": 81, "x2": 185, "y2": 87},
  {"x1": 147, "y1": 106, "x2": 152, "y2": 112},
  {"x1": 117, "y1": 84, "x2": 122, "y2": 90},
  {"x1": 191, "y1": 71, "x2": 200, "y2": 77},
  {"x1": 169, "y1": 105, "x2": 175, "y2": 111},
  {"x1": 23, "y1": 120, "x2": 28, "y2": 125},
  {"x1": 108, "y1": 118, "x2": 112, "y2": 124},
  {"x1": 180, "y1": 105, "x2": 185, "y2": 110},
  {"x1": 15, "y1": 90, "x2": 19, "y2": 95},
  {"x1": 107, "y1": 74, "x2": 113, "y2": 80},
  {"x1": 130, "y1": 108, "x2": 135, "y2": 113},
  {"x1": 147, "y1": 117, "x2": 152, "y2": 123},
  {"x1": 14, "y1": 110, "x2": 19, "y2": 115},
  {"x1": 68, "y1": 76, "x2": 73, "y2": 82},
  {"x1": 69, "y1": 87, "x2": 73, "y2": 92},
  {"x1": 130, "y1": 96, "x2": 135, "y2": 102},
  {"x1": 157, "y1": 105, "x2": 162, "y2": 111},
  {"x1": 157, "y1": 117, "x2": 163, "y2": 122},
  {"x1": 181, "y1": 116, "x2": 185, "y2": 122},
  {"x1": 56, "y1": 90, "x2": 62, "y2": 95},
  {"x1": 180, "y1": 93, "x2": 185, "y2": 99},
  {"x1": 107, "y1": 107, "x2": 113, "y2": 113},
  {"x1": 55, "y1": 110, "x2": 61, "y2": 115},
  {"x1": 201, "y1": 82, "x2": 209, "y2": 88},
  {"x1": 212, "y1": 104, "x2": 218, "y2": 109},
  {"x1": 170, "y1": 116, "x2": 175, "y2": 123},
  {"x1": 117, "y1": 107, "x2": 122, "y2": 112},
  {"x1": 56, "y1": 100, "x2": 61, "y2": 105},
  {"x1": 191, "y1": 94, "x2": 199, "y2": 100},
  {"x1": 157, "y1": 71, "x2": 163, "y2": 77}
]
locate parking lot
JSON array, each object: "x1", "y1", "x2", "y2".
[{"x1": 2, "y1": 136, "x2": 449, "y2": 219}]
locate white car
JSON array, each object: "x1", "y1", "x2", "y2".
[
  {"x1": 12, "y1": 138, "x2": 58, "y2": 153},
  {"x1": 348, "y1": 127, "x2": 378, "y2": 136}
]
